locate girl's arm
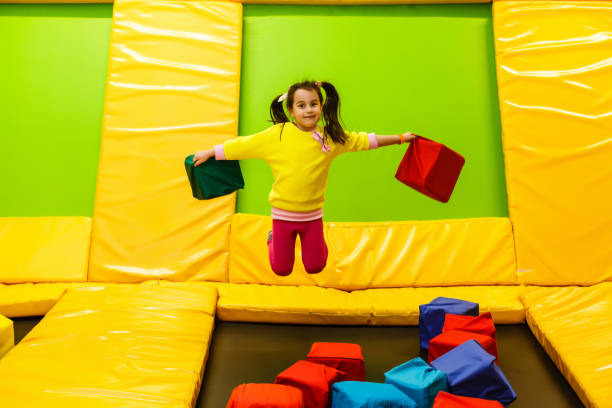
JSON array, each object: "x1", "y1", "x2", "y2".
[
  {"x1": 192, "y1": 124, "x2": 280, "y2": 167},
  {"x1": 376, "y1": 132, "x2": 417, "y2": 147},
  {"x1": 342, "y1": 131, "x2": 416, "y2": 153}
]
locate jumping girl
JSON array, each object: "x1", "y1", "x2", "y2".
[{"x1": 194, "y1": 80, "x2": 415, "y2": 276}]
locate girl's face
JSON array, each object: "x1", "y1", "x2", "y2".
[{"x1": 289, "y1": 88, "x2": 322, "y2": 132}]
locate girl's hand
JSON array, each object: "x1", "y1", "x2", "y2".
[
  {"x1": 402, "y1": 132, "x2": 417, "y2": 143},
  {"x1": 193, "y1": 149, "x2": 214, "y2": 167}
]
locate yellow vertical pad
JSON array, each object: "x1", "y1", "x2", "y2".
[
  {"x1": 0, "y1": 285, "x2": 217, "y2": 407},
  {"x1": 521, "y1": 283, "x2": 612, "y2": 408},
  {"x1": 0, "y1": 217, "x2": 91, "y2": 283},
  {"x1": 88, "y1": 0, "x2": 242, "y2": 282},
  {"x1": 229, "y1": 213, "x2": 517, "y2": 289},
  {"x1": 493, "y1": 1, "x2": 612, "y2": 285},
  {"x1": 0, "y1": 314, "x2": 14, "y2": 359}
]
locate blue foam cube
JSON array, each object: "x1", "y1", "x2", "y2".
[
  {"x1": 431, "y1": 340, "x2": 516, "y2": 406},
  {"x1": 419, "y1": 297, "x2": 479, "y2": 350},
  {"x1": 331, "y1": 381, "x2": 417, "y2": 408},
  {"x1": 385, "y1": 357, "x2": 449, "y2": 408}
]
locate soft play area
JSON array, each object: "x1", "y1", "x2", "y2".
[{"x1": 0, "y1": 0, "x2": 610, "y2": 407}]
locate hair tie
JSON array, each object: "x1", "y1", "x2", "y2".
[
  {"x1": 277, "y1": 93, "x2": 288, "y2": 103},
  {"x1": 315, "y1": 81, "x2": 322, "y2": 87}
]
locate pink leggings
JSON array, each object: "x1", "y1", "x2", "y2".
[{"x1": 268, "y1": 218, "x2": 328, "y2": 276}]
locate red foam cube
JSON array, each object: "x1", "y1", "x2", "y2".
[
  {"x1": 443, "y1": 312, "x2": 497, "y2": 340},
  {"x1": 226, "y1": 383, "x2": 304, "y2": 408},
  {"x1": 428, "y1": 330, "x2": 498, "y2": 363},
  {"x1": 275, "y1": 360, "x2": 345, "y2": 408},
  {"x1": 433, "y1": 391, "x2": 504, "y2": 408},
  {"x1": 306, "y1": 342, "x2": 365, "y2": 381},
  {"x1": 395, "y1": 136, "x2": 465, "y2": 203}
]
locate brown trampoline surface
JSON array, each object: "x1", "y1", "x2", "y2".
[{"x1": 12, "y1": 318, "x2": 583, "y2": 407}]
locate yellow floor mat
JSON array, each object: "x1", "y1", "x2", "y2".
[
  {"x1": 521, "y1": 283, "x2": 612, "y2": 408},
  {"x1": 0, "y1": 285, "x2": 217, "y2": 407}
]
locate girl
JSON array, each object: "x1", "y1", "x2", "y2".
[{"x1": 194, "y1": 80, "x2": 415, "y2": 276}]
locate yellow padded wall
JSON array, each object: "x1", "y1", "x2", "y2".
[
  {"x1": 493, "y1": 1, "x2": 612, "y2": 285},
  {"x1": 229, "y1": 214, "x2": 517, "y2": 289},
  {"x1": 0, "y1": 217, "x2": 91, "y2": 283},
  {"x1": 88, "y1": 0, "x2": 242, "y2": 282}
]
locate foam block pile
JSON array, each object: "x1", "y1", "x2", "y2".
[
  {"x1": 420, "y1": 297, "x2": 516, "y2": 407},
  {"x1": 226, "y1": 297, "x2": 516, "y2": 408}
]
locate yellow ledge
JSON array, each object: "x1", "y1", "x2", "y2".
[{"x1": 1, "y1": 281, "x2": 525, "y2": 325}]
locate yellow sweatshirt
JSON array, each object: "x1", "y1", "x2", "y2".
[{"x1": 214, "y1": 122, "x2": 377, "y2": 212}]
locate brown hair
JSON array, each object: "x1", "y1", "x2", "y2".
[{"x1": 269, "y1": 80, "x2": 347, "y2": 144}]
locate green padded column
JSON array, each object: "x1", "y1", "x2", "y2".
[
  {"x1": 238, "y1": 4, "x2": 507, "y2": 221},
  {"x1": 0, "y1": 5, "x2": 112, "y2": 217}
]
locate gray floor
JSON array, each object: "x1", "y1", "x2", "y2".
[{"x1": 12, "y1": 317, "x2": 583, "y2": 407}]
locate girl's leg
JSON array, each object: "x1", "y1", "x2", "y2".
[
  {"x1": 268, "y1": 219, "x2": 297, "y2": 276},
  {"x1": 299, "y1": 218, "x2": 328, "y2": 274}
]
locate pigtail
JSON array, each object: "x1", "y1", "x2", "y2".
[
  {"x1": 319, "y1": 82, "x2": 347, "y2": 145},
  {"x1": 269, "y1": 95, "x2": 289, "y2": 124}
]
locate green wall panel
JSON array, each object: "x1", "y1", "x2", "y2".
[
  {"x1": 0, "y1": 4, "x2": 506, "y2": 223},
  {"x1": 238, "y1": 4, "x2": 507, "y2": 221},
  {"x1": 0, "y1": 4, "x2": 112, "y2": 217}
]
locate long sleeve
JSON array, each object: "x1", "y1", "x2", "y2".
[
  {"x1": 337, "y1": 130, "x2": 378, "y2": 153},
  {"x1": 215, "y1": 125, "x2": 279, "y2": 160}
]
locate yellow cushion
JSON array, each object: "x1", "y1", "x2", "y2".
[
  {"x1": 49, "y1": 284, "x2": 217, "y2": 318},
  {"x1": 493, "y1": 1, "x2": 612, "y2": 285},
  {"x1": 1, "y1": 280, "x2": 524, "y2": 327},
  {"x1": 0, "y1": 283, "x2": 77, "y2": 318},
  {"x1": 216, "y1": 284, "x2": 524, "y2": 325},
  {"x1": 87, "y1": 0, "x2": 242, "y2": 283},
  {"x1": 217, "y1": 283, "x2": 371, "y2": 324},
  {"x1": 230, "y1": 213, "x2": 517, "y2": 289},
  {"x1": 0, "y1": 285, "x2": 217, "y2": 407},
  {"x1": 0, "y1": 281, "x2": 220, "y2": 318},
  {"x1": 351, "y1": 286, "x2": 525, "y2": 325},
  {"x1": 0, "y1": 217, "x2": 91, "y2": 283},
  {"x1": 0, "y1": 314, "x2": 14, "y2": 359},
  {"x1": 521, "y1": 283, "x2": 612, "y2": 407}
]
